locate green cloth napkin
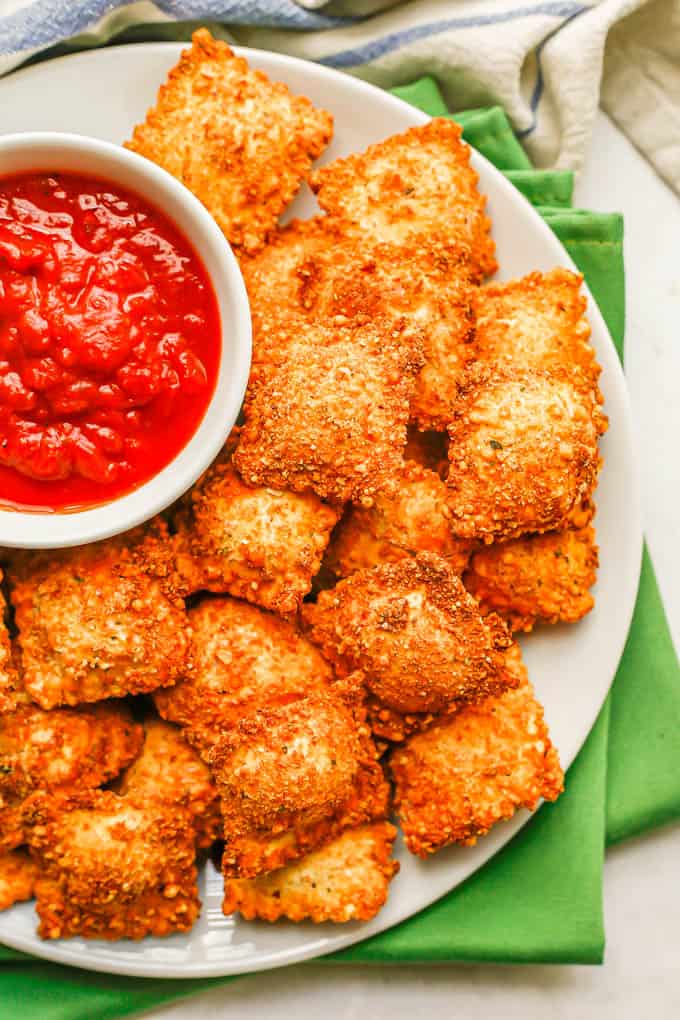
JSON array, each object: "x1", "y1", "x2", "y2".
[{"x1": 1, "y1": 68, "x2": 679, "y2": 1020}]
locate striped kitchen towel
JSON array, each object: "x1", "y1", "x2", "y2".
[{"x1": 0, "y1": 0, "x2": 678, "y2": 195}]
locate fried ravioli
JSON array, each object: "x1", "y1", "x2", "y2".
[
  {"x1": 447, "y1": 368, "x2": 606, "y2": 542},
  {"x1": 391, "y1": 643, "x2": 564, "y2": 855},
  {"x1": 154, "y1": 597, "x2": 332, "y2": 749},
  {"x1": 299, "y1": 238, "x2": 476, "y2": 430},
  {"x1": 174, "y1": 445, "x2": 339, "y2": 615},
  {"x1": 0, "y1": 702, "x2": 142, "y2": 851},
  {"x1": 126, "y1": 29, "x2": 333, "y2": 254},
  {"x1": 241, "y1": 216, "x2": 337, "y2": 334},
  {"x1": 210, "y1": 690, "x2": 389, "y2": 877},
  {"x1": 246, "y1": 232, "x2": 475, "y2": 431},
  {"x1": 476, "y1": 269, "x2": 601, "y2": 394},
  {"x1": 9, "y1": 533, "x2": 191, "y2": 709},
  {"x1": 27, "y1": 790, "x2": 200, "y2": 940},
  {"x1": 303, "y1": 553, "x2": 513, "y2": 742},
  {"x1": 117, "y1": 718, "x2": 221, "y2": 849},
  {"x1": 310, "y1": 119, "x2": 496, "y2": 280},
  {"x1": 325, "y1": 461, "x2": 472, "y2": 579},
  {"x1": 0, "y1": 849, "x2": 38, "y2": 911},
  {"x1": 464, "y1": 526, "x2": 598, "y2": 632},
  {"x1": 233, "y1": 317, "x2": 423, "y2": 504},
  {"x1": 223, "y1": 822, "x2": 398, "y2": 923}
]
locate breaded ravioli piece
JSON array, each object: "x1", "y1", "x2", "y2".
[
  {"x1": 303, "y1": 553, "x2": 513, "y2": 742},
  {"x1": 174, "y1": 446, "x2": 339, "y2": 615},
  {"x1": 476, "y1": 269, "x2": 602, "y2": 394},
  {"x1": 464, "y1": 526, "x2": 598, "y2": 632},
  {"x1": 0, "y1": 702, "x2": 142, "y2": 850},
  {"x1": 391, "y1": 643, "x2": 564, "y2": 855},
  {"x1": 447, "y1": 368, "x2": 606, "y2": 542},
  {"x1": 295, "y1": 237, "x2": 477, "y2": 431},
  {"x1": 0, "y1": 849, "x2": 38, "y2": 911},
  {"x1": 9, "y1": 533, "x2": 191, "y2": 709},
  {"x1": 154, "y1": 597, "x2": 332, "y2": 750},
  {"x1": 310, "y1": 119, "x2": 496, "y2": 279},
  {"x1": 27, "y1": 790, "x2": 199, "y2": 940},
  {"x1": 223, "y1": 822, "x2": 399, "y2": 923},
  {"x1": 117, "y1": 718, "x2": 221, "y2": 849},
  {"x1": 126, "y1": 29, "x2": 332, "y2": 254},
  {"x1": 247, "y1": 231, "x2": 475, "y2": 431},
  {"x1": 233, "y1": 317, "x2": 423, "y2": 504},
  {"x1": 210, "y1": 691, "x2": 390, "y2": 877},
  {"x1": 325, "y1": 461, "x2": 472, "y2": 579},
  {"x1": 241, "y1": 216, "x2": 337, "y2": 333}
]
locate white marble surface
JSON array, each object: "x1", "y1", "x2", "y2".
[{"x1": 146, "y1": 112, "x2": 680, "y2": 1020}]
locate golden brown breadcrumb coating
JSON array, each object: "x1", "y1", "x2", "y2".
[
  {"x1": 294, "y1": 237, "x2": 476, "y2": 431},
  {"x1": 241, "y1": 216, "x2": 338, "y2": 333},
  {"x1": 174, "y1": 443, "x2": 339, "y2": 615},
  {"x1": 464, "y1": 526, "x2": 598, "y2": 632},
  {"x1": 325, "y1": 461, "x2": 472, "y2": 579},
  {"x1": 394, "y1": 242, "x2": 474, "y2": 429},
  {"x1": 8, "y1": 530, "x2": 191, "y2": 709},
  {"x1": 27, "y1": 790, "x2": 200, "y2": 940},
  {"x1": 391, "y1": 643, "x2": 564, "y2": 855},
  {"x1": 233, "y1": 315, "x2": 423, "y2": 504},
  {"x1": 246, "y1": 228, "x2": 475, "y2": 431},
  {"x1": 213, "y1": 695, "x2": 360, "y2": 831},
  {"x1": 210, "y1": 689, "x2": 390, "y2": 877},
  {"x1": 154, "y1": 597, "x2": 332, "y2": 749},
  {"x1": 126, "y1": 29, "x2": 332, "y2": 254},
  {"x1": 447, "y1": 367, "x2": 606, "y2": 542},
  {"x1": 476, "y1": 269, "x2": 602, "y2": 395},
  {"x1": 0, "y1": 702, "x2": 142, "y2": 850},
  {"x1": 223, "y1": 822, "x2": 398, "y2": 923},
  {"x1": 117, "y1": 717, "x2": 221, "y2": 849},
  {"x1": 0, "y1": 848, "x2": 38, "y2": 911},
  {"x1": 302, "y1": 553, "x2": 514, "y2": 742},
  {"x1": 310, "y1": 119, "x2": 496, "y2": 280}
]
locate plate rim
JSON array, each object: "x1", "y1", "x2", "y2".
[{"x1": 0, "y1": 40, "x2": 643, "y2": 979}]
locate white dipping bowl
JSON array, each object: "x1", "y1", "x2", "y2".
[{"x1": 0, "y1": 132, "x2": 251, "y2": 548}]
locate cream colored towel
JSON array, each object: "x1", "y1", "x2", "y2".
[{"x1": 0, "y1": 0, "x2": 678, "y2": 192}]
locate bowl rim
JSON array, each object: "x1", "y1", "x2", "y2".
[{"x1": 0, "y1": 130, "x2": 252, "y2": 548}]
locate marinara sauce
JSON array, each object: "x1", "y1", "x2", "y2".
[{"x1": 0, "y1": 171, "x2": 221, "y2": 511}]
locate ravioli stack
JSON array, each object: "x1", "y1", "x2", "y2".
[{"x1": 0, "y1": 28, "x2": 606, "y2": 940}]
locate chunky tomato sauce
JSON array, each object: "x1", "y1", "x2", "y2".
[{"x1": 0, "y1": 171, "x2": 221, "y2": 511}]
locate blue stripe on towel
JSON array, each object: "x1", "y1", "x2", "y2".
[
  {"x1": 517, "y1": 6, "x2": 589, "y2": 137},
  {"x1": 0, "y1": 0, "x2": 351, "y2": 56},
  {"x1": 156, "y1": 0, "x2": 353, "y2": 29},
  {"x1": 319, "y1": 2, "x2": 589, "y2": 68}
]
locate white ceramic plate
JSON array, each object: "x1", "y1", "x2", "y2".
[{"x1": 0, "y1": 43, "x2": 642, "y2": 979}]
